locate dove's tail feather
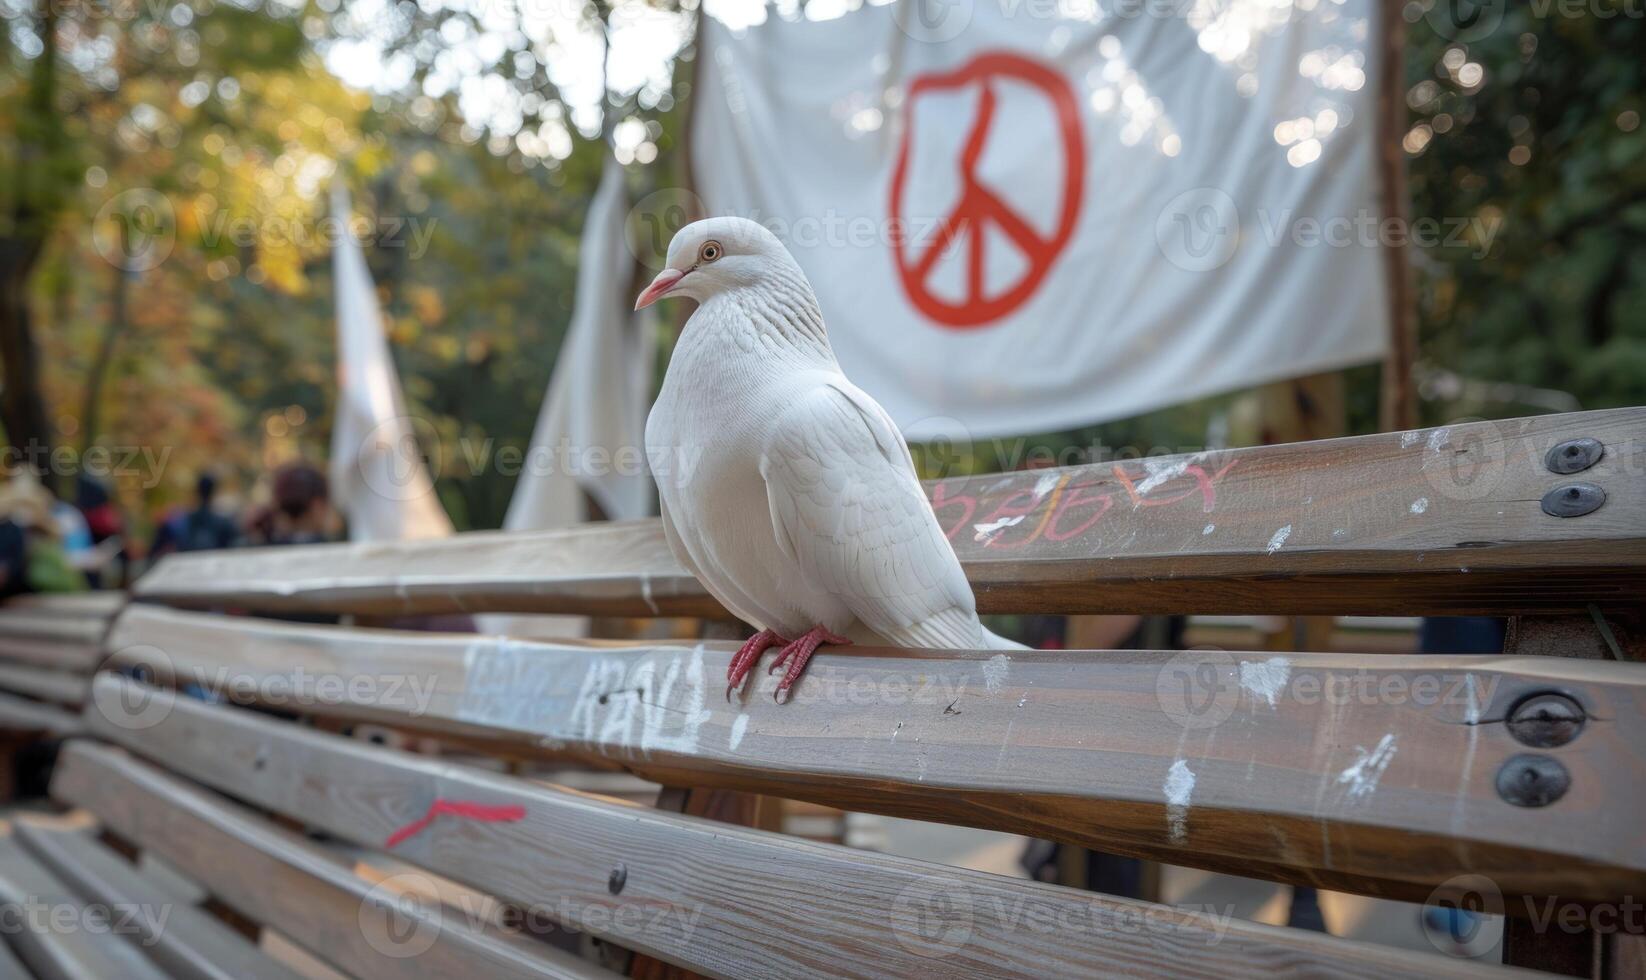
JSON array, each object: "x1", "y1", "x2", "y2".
[
  {"x1": 857, "y1": 609, "x2": 1030, "y2": 652},
  {"x1": 981, "y1": 625, "x2": 1030, "y2": 651}
]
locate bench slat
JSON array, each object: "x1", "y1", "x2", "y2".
[
  {"x1": 0, "y1": 929, "x2": 30, "y2": 977},
  {"x1": 11, "y1": 811, "x2": 301, "y2": 980},
  {"x1": 50, "y1": 740, "x2": 608, "y2": 980},
  {"x1": 0, "y1": 691, "x2": 83, "y2": 737},
  {"x1": 0, "y1": 821, "x2": 170, "y2": 979},
  {"x1": 2, "y1": 593, "x2": 125, "y2": 617},
  {"x1": 0, "y1": 611, "x2": 108, "y2": 646},
  {"x1": 0, "y1": 636, "x2": 103, "y2": 675},
  {"x1": 103, "y1": 605, "x2": 1646, "y2": 905},
  {"x1": 80, "y1": 675, "x2": 1524, "y2": 979},
  {"x1": 0, "y1": 665, "x2": 87, "y2": 707},
  {"x1": 131, "y1": 408, "x2": 1646, "y2": 617}
]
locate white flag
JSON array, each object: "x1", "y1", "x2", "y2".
[
  {"x1": 502, "y1": 154, "x2": 656, "y2": 531},
  {"x1": 328, "y1": 183, "x2": 454, "y2": 542},
  {"x1": 692, "y1": 0, "x2": 1390, "y2": 438},
  {"x1": 480, "y1": 155, "x2": 656, "y2": 640}
]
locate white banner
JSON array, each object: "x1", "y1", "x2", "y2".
[
  {"x1": 481, "y1": 154, "x2": 657, "y2": 641},
  {"x1": 691, "y1": 0, "x2": 1390, "y2": 437},
  {"x1": 329, "y1": 183, "x2": 454, "y2": 542},
  {"x1": 504, "y1": 154, "x2": 656, "y2": 532}
]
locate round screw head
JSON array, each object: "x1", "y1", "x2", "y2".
[
  {"x1": 1541, "y1": 482, "x2": 1606, "y2": 518},
  {"x1": 1506, "y1": 693, "x2": 1585, "y2": 748},
  {"x1": 1545, "y1": 438, "x2": 1603, "y2": 475},
  {"x1": 608, "y1": 863, "x2": 627, "y2": 895},
  {"x1": 1496, "y1": 754, "x2": 1570, "y2": 808}
]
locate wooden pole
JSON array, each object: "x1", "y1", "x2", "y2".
[{"x1": 1377, "y1": 0, "x2": 1417, "y2": 432}]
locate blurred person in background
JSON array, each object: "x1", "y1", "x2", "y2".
[
  {"x1": 150, "y1": 472, "x2": 240, "y2": 560},
  {"x1": 267, "y1": 462, "x2": 338, "y2": 546},
  {"x1": 0, "y1": 472, "x2": 87, "y2": 599},
  {"x1": 73, "y1": 475, "x2": 125, "y2": 588}
]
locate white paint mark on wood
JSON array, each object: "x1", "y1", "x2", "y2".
[
  {"x1": 555, "y1": 645, "x2": 713, "y2": 757},
  {"x1": 1400, "y1": 431, "x2": 1421, "y2": 448},
  {"x1": 1239, "y1": 657, "x2": 1291, "y2": 708},
  {"x1": 1463, "y1": 674, "x2": 1483, "y2": 725},
  {"x1": 1033, "y1": 472, "x2": 1059, "y2": 499},
  {"x1": 1265, "y1": 525, "x2": 1292, "y2": 554},
  {"x1": 639, "y1": 573, "x2": 660, "y2": 615},
  {"x1": 461, "y1": 640, "x2": 567, "y2": 734},
  {"x1": 728, "y1": 713, "x2": 749, "y2": 751},
  {"x1": 1336, "y1": 734, "x2": 1397, "y2": 802},
  {"x1": 1165, "y1": 760, "x2": 1195, "y2": 844},
  {"x1": 981, "y1": 654, "x2": 1010, "y2": 694},
  {"x1": 635, "y1": 644, "x2": 713, "y2": 755},
  {"x1": 1135, "y1": 453, "x2": 1204, "y2": 497},
  {"x1": 1410, "y1": 497, "x2": 1429, "y2": 515},
  {"x1": 1426, "y1": 428, "x2": 1451, "y2": 452},
  {"x1": 973, "y1": 516, "x2": 1025, "y2": 543},
  {"x1": 1202, "y1": 523, "x2": 1215, "y2": 535}
]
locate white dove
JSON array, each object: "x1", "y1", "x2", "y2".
[{"x1": 637, "y1": 216, "x2": 1020, "y2": 703}]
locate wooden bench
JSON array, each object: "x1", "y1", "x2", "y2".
[{"x1": 4, "y1": 408, "x2": 1643, "y2": 977}]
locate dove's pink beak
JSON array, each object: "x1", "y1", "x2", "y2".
[{"x1": 635, "y1": 268, "x2": 685, "y2": 310}]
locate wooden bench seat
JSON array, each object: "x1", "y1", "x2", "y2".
[
  {"x1": 0, "y1": 665, "x2": 88, "y2": 709},
  {"x1": 49, "y1": 741, "x2": 609, "y2": 979},
  {"x1": 9, "y1": 407, "x2": 1641, "y2": 976},
  {"x1": 0, "y1": 691, "x2": 82, "y2": 738},
  {"x1": 0, "y1": 592, "x2": 120, "y2": 678},
  {"x1": 0, "y1": 817, "x2": 171, "y2": 979},
  {"x1": 99, "y1": 604, "x2": 1646, "y2": 905},
  {"x1": 9, "y1": 810, "x2": 300, "y2": 980},
  {"x1": 70, "y1": 676, "x2": 1510, "y2": 979}
]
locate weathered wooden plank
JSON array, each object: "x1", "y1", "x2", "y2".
[
  {"x1": 0, "y1": 610, "x2": 108, "y2": 646},
  {"x1": 0, "y1": 691, "x2": 83, "y2": 736},
  {"x1": 48, "y1": 741, "x2": 609, "y2": 980},
  {"x1": 11, "y1": 810, "x2": 301, "y2": 980},
  {"x1": 0, "y1": 820, "x2": 170, "y2": 979},
  {"x1": 0, "y1": 636, "x2": 103, "y2": 674},
  {"x1": 78, "y1": 676, "x2": 1517, "y2": 980},
  {"x1": 0, "y1": 928, "x2": 30, "y2": 977},
  {"x1": 131, "y1": 409, "x2": 1646, "y2": 617},
  {"x1": 0, "y1": 665, "x2": 86, "y2": 707},
  {"x1": 2, "y1": 593, "x2": 125, "y2": 618},
  {"x1": 102, "y1": 605, "x2": 1646, "y2": 905}
]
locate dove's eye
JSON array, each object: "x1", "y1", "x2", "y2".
[{"x1": 698, "y1": 240, "x2": 722, "y2": 263}]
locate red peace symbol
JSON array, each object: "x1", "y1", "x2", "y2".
[{"x1": 890, "y1": 52, "x2": 1085, "y2": 330}]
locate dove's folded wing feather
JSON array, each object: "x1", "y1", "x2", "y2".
[{"x1": 760, "y1": 379, "x2": 984, "y2": 648}]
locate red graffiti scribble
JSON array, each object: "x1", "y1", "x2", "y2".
[
  {"x1": 975, "y1": 489, "x2": 1044, "y2": 549},
  {"x1": 1024, "y1": 474, "x2": 1073, "y2": 544},
  {"x1": 1113, "y1": 459, "x2": 1241, "y2": 513},
  {"x1": 384, "y1": 799, "x2": 527, "y2": 850},
  {"x1": 1043, "y1": 484, "x2": 1115, "y2": 542},
  {"x1": 932, "y1": 457, "x2": 1241, "y2": 550},
  {"x1": 930, "y1": 482, "x2": 977, "y2": 539}
]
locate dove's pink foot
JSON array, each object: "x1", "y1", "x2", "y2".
[
  {"x1": 727, "y1": 629, "x2": 787, "y2": 701},
  {"x1": 768, "y1": 626, "x2": 851, "y2": 704}
]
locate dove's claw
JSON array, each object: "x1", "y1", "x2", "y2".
[
  {"x1": 726, "y1": 629, "x2": 786, "y2": 701},
  {"x1": 772, "y1": 627, "x2": 850, "y2": 704}
]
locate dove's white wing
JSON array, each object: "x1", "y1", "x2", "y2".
[
  {"x1": 660, "y1": 492, "x2": 776, "y2": 630},
  {"x1": 760, "y1": 378, "x2": 986, "y2": 648}
]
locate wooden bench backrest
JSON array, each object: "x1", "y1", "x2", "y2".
[
  {"x1": 129, "y1": 409, "x2": 1646, "y2": 618},
  {"x1": 1, "y1": 407, "x2": 1641, "y2": 976}
]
